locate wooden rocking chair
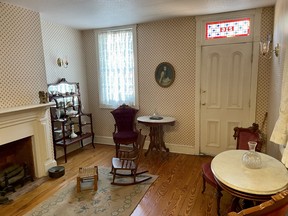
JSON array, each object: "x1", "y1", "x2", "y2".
[{"x1": 111, "y1": 131, "x2": 152, "y2": 185}]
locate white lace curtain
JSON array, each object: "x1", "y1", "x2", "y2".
[{"x1": 97, "y1": 28, "x2": 135, "y2": 108}]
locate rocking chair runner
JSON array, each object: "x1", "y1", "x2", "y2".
[{"x1": 111, "y1": 132, "x2": 152, "y2": 185}]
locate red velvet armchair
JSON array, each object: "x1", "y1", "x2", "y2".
[{"x1": 111, "y1": 104, "x2": 139, "y2": 157}]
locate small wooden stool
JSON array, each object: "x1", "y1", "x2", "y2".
[{"x1": 77, "y1": 166, "x2": 98, "y2": 192}]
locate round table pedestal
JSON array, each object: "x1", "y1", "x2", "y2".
[{"x1": 146, "y1": 124, "x2": 169, "y2": 156}]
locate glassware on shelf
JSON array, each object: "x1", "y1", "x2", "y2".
[
  {"x1": 56, "y1": 109, "x2": 61, "y2": 119},
  {"x1": 70, "y1": 124, "x2": 78, "y2": 138},
  {"x1": 48, "y1": 78, "x2": 95, "y2": 163},
  {"x1": 242, "y1": 141, "x2": 262, "y2": 169}
]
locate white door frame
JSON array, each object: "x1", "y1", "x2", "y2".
[{"x1": 195, "y1": 9, "x2": 262, "y2": 155}]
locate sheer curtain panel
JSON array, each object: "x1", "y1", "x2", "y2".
[{"x1": 97, "y1": 28, "x2": 137, "y2": 109}]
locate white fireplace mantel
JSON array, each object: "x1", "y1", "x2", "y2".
[{"x1": 0, "y1": 103, "x2": 57, "y2": 178}]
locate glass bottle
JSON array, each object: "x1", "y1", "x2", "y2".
[
  {"x1": 56, "y1": 109, "x2": 61, "y2": 119},
  {"x1": 242, "y1": 141, "x2": 262, "y2": 169},
  {"x1": 70, "y1": 124, "x2": 78, "y2": 138}
]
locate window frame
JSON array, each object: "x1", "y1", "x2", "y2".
[{"x1": 95, "y1": 25, "x2": 139, "y2": 109}]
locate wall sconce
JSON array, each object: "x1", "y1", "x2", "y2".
[
  {"x1": 57, "y1": 57, "x2": 68, "y2": 68},
  {"x1": 259, "y1": 34, "x2": 280, "y2": 59}
]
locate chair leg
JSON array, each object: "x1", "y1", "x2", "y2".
[
  {"x1": 110, "y1": 166, "x2": 113, "y2": 173},
  {"x1": 132, "y1": 171, "x2": 136, "y2": 183},
  {"x1": 64, "y1": 146, "x2": 67, "y2": 163},
  {"x1": 115, "y1": 144, "x2": 119, "y2": 157},
  {"x1": 91, "y1": 133, "x2": 95, "y2": 148},
  {"x1": 231, "y1": 197, "x2": 241, "y2": 212},
  {"x1": 202, "y1": 175, "x2": 206, "y2": 193},
  {"x1": 112, "y1": 167, "x2": 116, "y2": 184},
  {"x1": 77, "y1": 176, "x2": 81, "y2": 192},
  {"x1": 93, "y1": 175, "x2": 98, "y2": 191},
  {"x1": 216, "y1": 186, "x2": 223, "y2": 216},
  {"x1": 110, "y1": 166, "x2": 115, "y2": 176}
]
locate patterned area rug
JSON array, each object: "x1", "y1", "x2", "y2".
[{"x1": 24, "y1": 167, "x2": 157, "y2": 216}]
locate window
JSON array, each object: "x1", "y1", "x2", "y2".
[
  {"x1": 96, "y1": 26, "x2": 138, "y2": 109},
  {"x1": 206, "y1": 18, "x2": 250, "y2": 39}
]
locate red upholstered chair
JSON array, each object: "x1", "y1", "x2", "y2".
[
  {"x1": 201, "y1": 161, "x2": 223, "y2": 215},
  {"x1": 227, "y1": 189, "x2": 288, "y2": 216},
  {"x1": 201, "y1": 123, "x2": 263, "y2": 216},
  {"x1": 111, "y1": 104, "x2": 139, "y2": 157},
  {"x1": 233, "y1": 123, "x2": 263, "y2": 152}
]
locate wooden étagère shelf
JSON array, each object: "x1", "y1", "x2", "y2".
[{"x1": 48, "y1": 78, "x2": 95, "y2": 163}]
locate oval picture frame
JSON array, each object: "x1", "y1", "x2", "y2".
[{"x1": 155, "y1": 62, "x2": 175, "y2": 88}]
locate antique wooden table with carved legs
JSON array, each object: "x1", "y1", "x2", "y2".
[
  {"x1": 137, "y1": 116, "x2": 175, "y2": 156},
  {"x1": 211, "y1": 150, "x2": 288, "y2": 213}
]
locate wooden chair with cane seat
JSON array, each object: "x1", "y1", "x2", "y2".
[
  {"x1": 228, "y1": 189, "x2": 288, "y2": 216},
  {"x1": 111, "y1": 104, "x2": 139, "y2": 157},
  {"x1": 111, "y1": 131, "x2": 152, "y2": 185},
  {"x1": 201, "y1": 123, "x2": 263, "y2": 216}
]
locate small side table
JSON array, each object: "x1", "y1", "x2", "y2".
[
  {"x1": 77, "y1": 166, "x2": 98, "y2": 192},
  {"x1": 137, "y1": 116, "x2": 176, "y2": 156}
]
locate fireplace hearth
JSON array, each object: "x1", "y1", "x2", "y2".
[{"x1": 0, "y1": 163, "x2": 33, "y2": 195}]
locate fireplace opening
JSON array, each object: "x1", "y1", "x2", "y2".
[{"x1": 0, "y1": 137, "x2": 35, "y2": 194}]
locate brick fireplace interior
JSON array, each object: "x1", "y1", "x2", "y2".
[{"x1": 0, "y1": 137, "x2": 35, "y2": 178}]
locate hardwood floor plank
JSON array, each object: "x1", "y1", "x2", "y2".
[{"x1": 0, "y1": 144, "x2": 232, "y2": 216}]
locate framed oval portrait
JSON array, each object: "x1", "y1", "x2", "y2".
[{"x1": 155, "y1": 62, "x2": 175, "y2": 88}]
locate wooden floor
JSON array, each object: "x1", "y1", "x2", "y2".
[{"x1": 0, "y1": 144, "x2": 233, "y2": 216}]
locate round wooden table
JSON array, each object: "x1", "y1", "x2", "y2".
[
  {"x1": 137, "y1": 116, "x2": 175, "y2": 156},
  {"x1": 211, "y1": 150, "x2": 288, "y2": 210}
]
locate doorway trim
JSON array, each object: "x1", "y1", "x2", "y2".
[{"x1": 195, "y1": 9, "x2": 262, "y2": 154}]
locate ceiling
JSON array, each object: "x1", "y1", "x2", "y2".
[{"x1": 2, "y1": 0, "x2": 276, "y2": 30}]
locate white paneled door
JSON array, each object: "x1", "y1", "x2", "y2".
[{"x1": 200, "y1": 43, "x2": 253, "y2": 156}]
